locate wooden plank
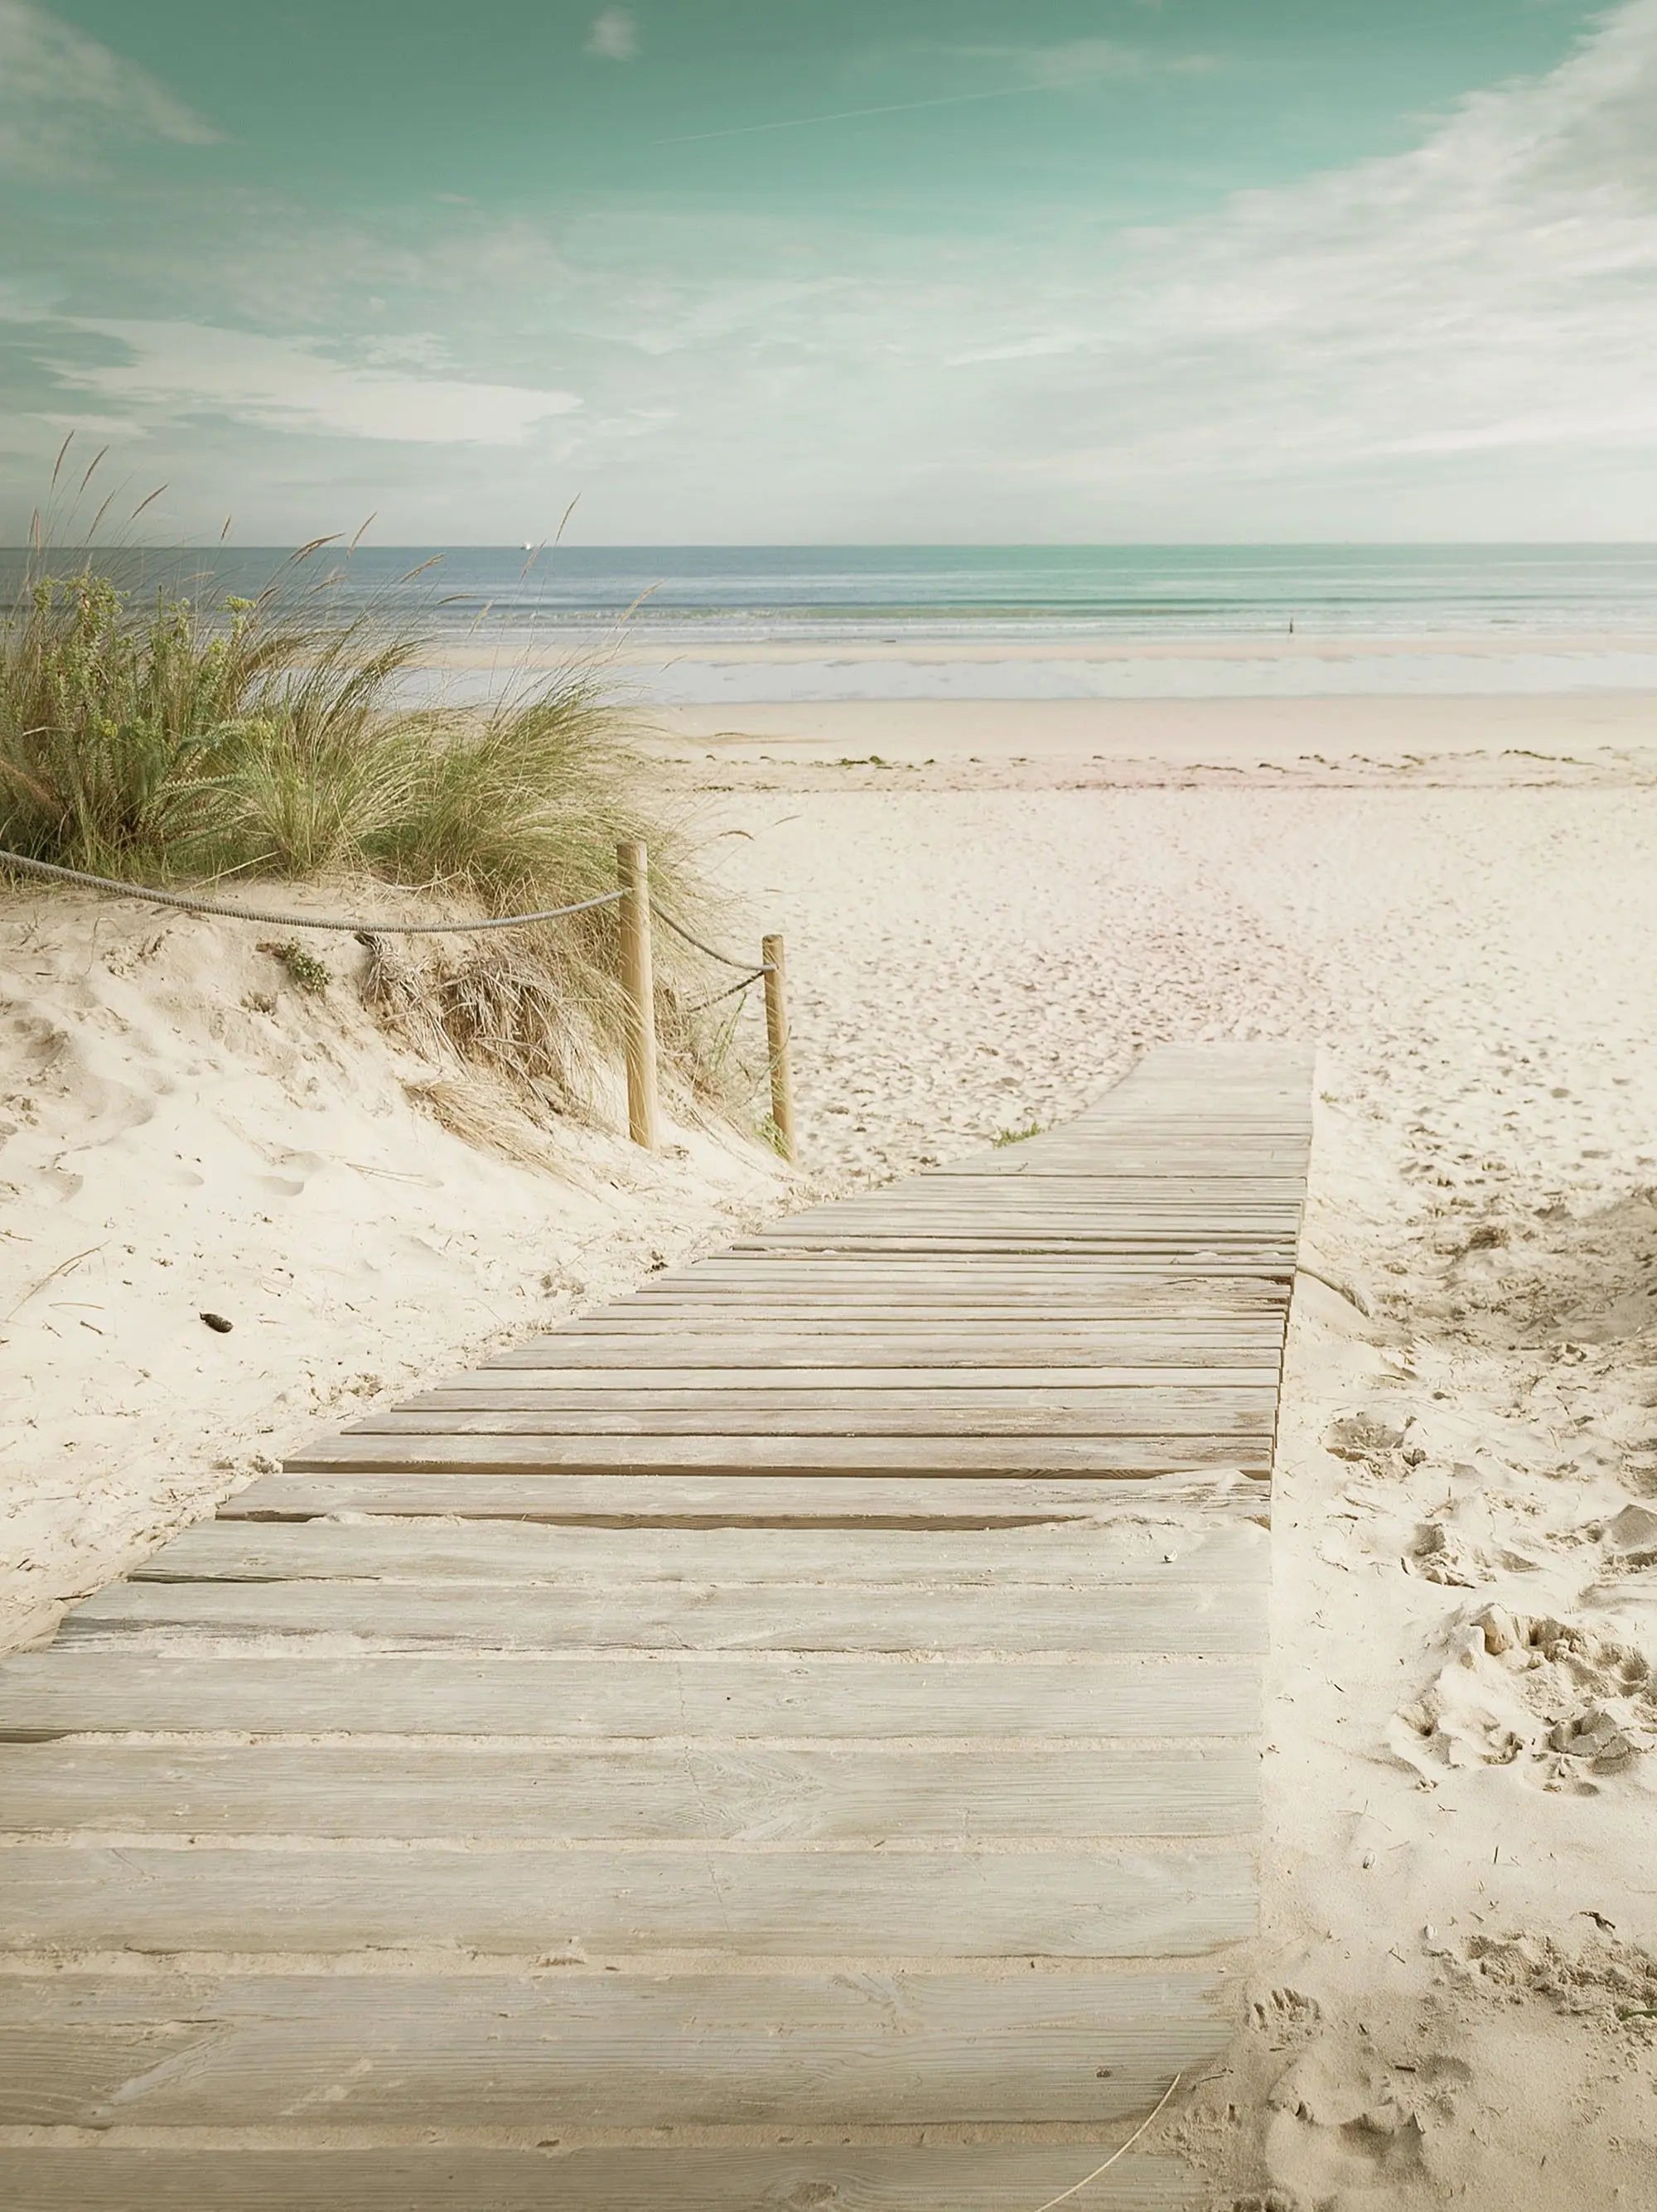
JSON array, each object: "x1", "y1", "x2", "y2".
[
  {"x1": 283, "y1": 1433, "x2": 1273, "y2": 1475},
  {"x1": 0, "y1": 2147, "x2": 1194, "y2": 2212},
  {"x1": 547, "y1": 1316, "x2": 1286, "y2": 1337},
  {"x1": 947, "y1": 1155, "x2": 1307, "y2": 1173},
  {"x1": 0, "y1": 1971, "x2": 1230, "y2": 2127},
  {"x1": 220, "y1": 1472, "x2": 1275, "y2": 1524},
  {"x1": 722, "y1": 1225, "x2": 1298, "y2": 1238},
  {"x1": 506, "y1": 1319, "x2": 1290, "y2": 1335},
  {"x1": 487, "y1": 1332, "x2": 1283, "y2": 1367},
  {"x1": 0, "y1": 1739, "x2": 1260, "y2": 1839},
  {"x1": 698, "y1": 1251, "x2": 1292, "y2": 1265},
  {"x1": 592, "y1": 1290, "x2": 1292, "y2": 1310},
  {"x1": 655, "y1": 1265, "x2": 1292, "y2": 1282},
  {"x1": 390, "y1": 1381, "x2": 1282, "y2": 1410},
  {"x1": 722, "y1": 1214, "x2": 1300, "y2": 1232},
  {"x1": 64, "y1": 1577, "x2": 1267, "y2": 1655},
  {"x1": 143, "y1": 1518, "x2": 1270, "y2": 1585},
  {"x1": 727, "y1": 1210, "x2": 1297, "y2": 1224},
  {"x1": 424, "y1": 1365, "x2": 1280, "y2": 1391},
  {"x1": 620, "y1": 1276, "x2": 1295, "y2": 1292},
  {"x1": 0, "y1": 1843, "x2": 1258, "y2": 1958},
  {"x1": 350, "y1": 1389, "x2": 1278, "y2": 1437},
  {"x1": 0, "y1": 1651, "x2": 1263, "y2": 1740},
  {"x1": 650, "y1": 1267, "x2": 1296, "y2": 1287},
  {"x1": 919, "y1": 1169, "x2": 1306, "y2": 1182}
]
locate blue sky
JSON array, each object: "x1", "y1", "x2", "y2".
[{"x1": 2, "y1": 0, "x2": 1654, "y2": 542}]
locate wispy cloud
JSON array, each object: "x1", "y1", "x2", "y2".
[
  {"x1": 585, "y1": 8, "x2": 639, "y2": 63},
  {"x1": 655, "y1": 82, "x2": 1058, "y2": 147},
  {"x1": 43, "y1": 321, "x2": 581, "y2": 445},
  {"x1": 0, "y1": 0, "x2": 221, "y2": 179},
  {"x1": 656, "y1": 34, "x2": 1210, "y2": 144}
]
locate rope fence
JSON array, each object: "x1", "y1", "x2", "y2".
[
  {"x1": 0, "y1": 848, "x2": 624, "y2": 934},
  {"x1": 649, "y1": 900, "x2": 775, "y2": 975},
  {"x1": 0, "y1": 842, "x2": 797, "y2": 1162}
]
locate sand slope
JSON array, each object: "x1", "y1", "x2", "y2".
[{"x1": 0, "y1": 895, "x2": 783, "y2": 1651}]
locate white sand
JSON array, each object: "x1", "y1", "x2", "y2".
[
  {"x1": 6, "y1": 698, "x2": 1657, "y2": 2202},
  {"x1": 0, "y1": 896, "x2": 785, "y2": 1651},
  {"x1": 687, "y1": 712, "x2": 1657, "y2": 2208}
]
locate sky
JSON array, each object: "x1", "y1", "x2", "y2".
[{"x1": 1, "y1": 0, "x2": 1655, "y2": 543}]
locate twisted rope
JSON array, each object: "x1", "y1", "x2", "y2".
[
  {"x1": 650, "y1": 898, "x2": 775, "y2": 973},
  {"x1": 680, "y1": 965, "x2": 771, "y2": 1015},
  {"x1": 0, "y1": 850, "x2": 624, "y2": 934}
]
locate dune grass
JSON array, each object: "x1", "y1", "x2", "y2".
[{"x1": 0, "y1": 548, "x2": 748, "y2": 1124}]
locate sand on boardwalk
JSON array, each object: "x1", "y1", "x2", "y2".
[
  {"x1": 5, "y1": 694, "x2": 1657, "y2": 2205},
  {"x1": 0, "y1": 892, "x2": 787, "y2": 1653}
]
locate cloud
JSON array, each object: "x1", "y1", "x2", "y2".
[
  {"x1": 1058, "y1": 0, "x2": 1657, "y2": 476},
  {"x1": 585, "y1": 8, "x2": 639, "y2": 62},
  {"x1": 42, "y1": 321, "x2": 582, "y2": 445},
  {"x1": 7, "y1": 2, "x2": 1657, "y2": 538},
  {"x1": 0, "y1": 1, "x2": 221, "y2": 178},
  {"x1": 628, "y1": 0, "x2": 1657, "y2": 532}
]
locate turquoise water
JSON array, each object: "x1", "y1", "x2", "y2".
[
  {"x1": 10, "y1": 543, "x2": 1657, "y2": 697},
  {"x1": 10, "y1": 543, "x2": 1657, "y2": 642}
]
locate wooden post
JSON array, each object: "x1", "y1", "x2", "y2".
[
  {"x1": 616, "y1": 841, "x2": 659, "y2": 1151},
  {"x1": 761, "y1": 930, "x2": 795, "y2": 1164}
]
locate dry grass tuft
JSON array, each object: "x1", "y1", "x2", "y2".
[
  {"x1": 402, "y1": 1077, "x2": 566, "y2": 1173},
  {"x1": 1, "y1": 505, "x2": 760, "y2": 1129}
]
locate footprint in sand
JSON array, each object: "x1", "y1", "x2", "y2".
[
  {"x1": 1392, "y1": 1601, "x2": 1653, "y2": 1784},
  {"x1": 1263, "y1": 2039, "x2": 1456, "y2": 2196}
]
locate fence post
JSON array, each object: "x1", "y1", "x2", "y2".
[
  {"x1": 616, "y1": 841, "x2": 660, "y2": 1151},
  {"x1": 761, "y1": 931, "x2": 795, "y2": 1164}
]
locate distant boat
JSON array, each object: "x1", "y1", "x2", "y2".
[{"x1": 522, "y1": 542, "x2": 534, "y2": 551}]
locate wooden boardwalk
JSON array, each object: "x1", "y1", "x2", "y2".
[{"x1": 0, "y1": 1042, "x2": 1312, "y2": 2212}]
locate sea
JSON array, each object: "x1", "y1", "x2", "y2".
[{"x1": 9, "y1": 543, "x2": 1657, "y2": 702}]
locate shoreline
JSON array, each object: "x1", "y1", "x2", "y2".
[
  {"x1": 645, "y1": 691, "x2": 1657, "y2": 773},
  {"x1": 410, "y1": 634, "x2": 1657, "y2": 711}
]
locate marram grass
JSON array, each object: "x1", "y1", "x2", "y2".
[{"x1": 0, "y1": 554, "x2": 749, "y2": 1125}]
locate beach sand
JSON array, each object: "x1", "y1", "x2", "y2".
[{"x1": 5, "y1": 693, "x2": 1657, "y2": 2204}]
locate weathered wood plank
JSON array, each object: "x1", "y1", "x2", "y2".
[
  {"x1": 394, "y1": 1382, "x2": 1279, "y2": 1418},
  {"x1": 64, "y1": 1576, "x2": 1266, "y2": 1655},
  {"x1": 0, "y1": 1651, "x2": 1263, "y2": 1740},
  {"x1": 426, "y1": 1365, "x2": 1280, "y2": 1391},
  {"x1": 281, "y1": 1433, "x2": 1265, "y2": 1468},
  {"x1": 0, "y1": 1972, "x2": 1231, "y2": 2125},
  {"x1": 659, "y1": 1274, "x2": 1285, "y2": 1292},
  {"x1": 152, "y1": 1517, "x2": 1267, "y2": 1580},
  {"x1": 220, "y1": 1472, "x2": 1273, "y2": 1524},
  {"x1": 144, "y1": 1517, "x2": 1269, "y2": 1585},
  {"x1": 0, "y1": 2147, "x2": 1194, "y2": 2212},
  {"x1": 487, "y1": 1331, "x2": 1283, "y2": 1367},
  {"x1": 546, "y1": 1318, "x2": 1285, "y2": 1337},
  {"x1": 641, "y1": 1292, "x2": 1291, "y2": 1309},
  {"x1": 283, "y1": 1433, "x2": 1273, "y2": 1475},
  {"x1": 688, "y1": 1253, "x2": 1293, "y2": 1267},
  {"x1": 350, "y1": 1391, "x2": 1278, "y2": 1438},
  {"x1": 0, "y1": 1843, "x2": 1257, "y2": 1958},
  {"x1": 0, "y1": 1738, "x2": 1260, "y2": 1839}
]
